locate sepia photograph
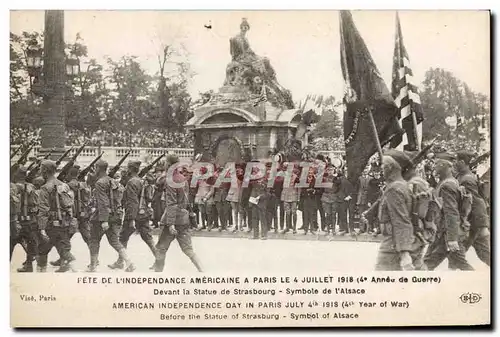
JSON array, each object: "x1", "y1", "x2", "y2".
[{"x1": 9, "y1": 8, "x2": 491, "y2": 327}]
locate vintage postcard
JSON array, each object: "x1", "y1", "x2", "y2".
[{"x1": 9, "y1": 10, "x2": 490, "y2": 327}]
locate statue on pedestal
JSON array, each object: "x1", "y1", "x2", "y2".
[{"x1": 224, "y1": 18, "x2": 294, "y2": 109}]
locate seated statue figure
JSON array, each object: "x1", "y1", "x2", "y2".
[{"x1": 225, "y1": 18, "x2": 294, "y2": 109}]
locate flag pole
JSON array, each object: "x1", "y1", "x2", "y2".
[{"x1": 367, "y1": 106, "x2": 384, "y2": 160}]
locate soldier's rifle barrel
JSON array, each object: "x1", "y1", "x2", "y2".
[
  {"x1": 108, "y1": 149, "x2": 132, "y2": 178},
  {"x1": 56, "y1": 147, "x2": 75, "y2": 167},
  {"x1": 78, "y1": 152, "x2": 104, "y2": 180},
  {"x1": 139, "y1": 152, "x2": 166, "y2": 178},
  {"x1": 470, "y1": 151, "x2": 490, "y2": 169}
]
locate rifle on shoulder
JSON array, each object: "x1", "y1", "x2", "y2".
[
  {"x1": 78, "y1": 152, "x2": 104, "y2": 181},
  {"x1": 139, "y1": 152, "x2": 166, "y2": 178},
  {"x1": 108, "y1": 149, "x2": 132, "y2": 178}
]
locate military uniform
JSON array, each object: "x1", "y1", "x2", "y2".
[
  {"x1": 119, "y1": 161, "x2": 157, "y2": 261},
  {"x1": 67, "y1": 172, "x2": 91, "y2": 246},
  {"x1": 423, "y1": 154, "x2": 474, "y2": 271},
  {"x1": 37, "y1": 161, "x2": 76, "y2": 272},
  {"x1": 456, "y1": 151, "x2": 490, "y2": 267},
  {"x1": 375, "y1": 151, "x2": 424, "y2": 271},
  {"x1": 155, "y1": 161, "x2": 202, "y2": 272},
  {"x1": 10, "y1": 182, "x2": 21, "y2": 262},
  {"x1": 14, "y1": 168, "x2": 40, "y2": 272},
  {"x1": 152, "y1": 172, "x2": 168, "y2": 228},
  {"x1": 90, "y1": 161, "x2": 134, "y2": 272}
]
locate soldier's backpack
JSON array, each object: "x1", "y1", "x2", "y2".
[{"x1": 436, "y1": 177, "x2": 472, "y2": 232}]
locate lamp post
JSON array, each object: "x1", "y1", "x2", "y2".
[{"x1": 27, "y1": 10, "x2": 79, "y2": 160}]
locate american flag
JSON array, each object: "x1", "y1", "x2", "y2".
[
  {"x1": 389, "y1": 12, "x2": 424, "y2": 151},
  {"x1": 253, "y1": 82, "x2": 268, "y2": 107}
]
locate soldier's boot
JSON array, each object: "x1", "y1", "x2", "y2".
[
  {"x1": 108, "y1": 258, "x2": 124, "y2": 270},
  {"x1": 86, "y1": 255, "x2": 99, "y2": 272},
  {"x1": 55, "y1": 259, "x2": 73, "y2": 273},
  {"x1": 36, "y1": 255, "x2": 48, "y2": 273},
  {"x1": 17, "y1": 261, "x2": 33, "y2": 272},
  {"x1": 50, "y1": 258, "x2": 62, "y2": 267}
]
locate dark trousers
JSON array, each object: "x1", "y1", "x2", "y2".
[
  {"x1": 119, "y1": 219, "x2": 157, "y2": 257},
  {"x1": 38, "y1": 226, "x2": 72, "y2": 267},
  {"x1": 347, "y1": 200, "x2": 356, "y2": 232},
  {"x1": 302, "y1": 196, "x2": 318, "y2": 232},
  {"x1": 251, "y1": 204, "x2": 268, "y2": 238},
  {"x1": 461, "y1": 228, "x2": 490, "y2": 267},
  {"x1": 424, "y1": 234, "x2": 474, "y2": 271},
  {"x1": 155, "y1": 225, "x2": 198, "y2": 271},
  {"x1": 334, "y1": 201, "x2": 348, "y2": 232},
  {"x1": 267, "y1": 196, "x2": 279, "y2": 230},
  {"x1": 316, "y1": 195, "x2": 326, "y2": 230},
  {"x1": 69, "y1": 217, "x2": 91, "y2": 246},
  {"x1": 322, "y1": 201, "x2": 335, "y2": 232},
  {"x1": 89, "y1": 220, "x2": 125, "y2": 260},
  {"x1": 10, "y1": 221, "x2": 38, "y2": 262},
  {"x1": 215, "y1": 201, "x2": 230, "y2": 229}
]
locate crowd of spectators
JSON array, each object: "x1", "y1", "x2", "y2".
[{"x1": 10, "y1": 127, "x2": 194, "y2": 149}]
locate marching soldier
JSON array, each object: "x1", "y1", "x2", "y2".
[
  {"x1": 111, "y1": 161, "x2": 158, "y2": 269},
  {"x1": 37, "y1": 160, "x2": 76, "y2": 272},
  {"x1": 154, "y1": 155, "x2": 203, "y2": 272},
  {"x1": 321, "y1": 165, "x2": 337, "y2": 236},
  {"x1": 423, "y1": 153, "x2": 474, "y2": 270},
  {"x1": 455, "y1": 151, "x2": 490, "y2": 267},
  {"x1": 10, "y1": 180, "x2": 21, "y2": 263},
  {"x1": 152, "y1": 165, "x2": 166, "y2": 229},
  {"x1": 375, "y1": 150, "x2": 423, "y2": 271},
  {"x1": 89, "y1": 159, "x2": 135, "y2": 272},
  {"x1": 67, "y1": 166, "x2": 92, "y2": 247},
  {"x1": 13, "y1": 167, "x2": 40, "y2": 272}
]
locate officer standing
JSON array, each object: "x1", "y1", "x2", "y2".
[
  {"x1": 37, "y1": 160, "x2": 76, "y2": 273},
  {"x1": 154, "y1": 155, "x2": 203, "y2": 272},
  {"x1": 113, "y1": 161, "x2": 158, "y2": 268},
  {"x1": 13, "y1": 167, "x2": 40, "y2": 272},
  {"x1": 375, "y1": 150, "x2": 423, "y2": 271},
  {"x1": 455, "y1": 151, "x2": 490, "y2": 267},
  {"x1": 89, "y1": 159, "x2": 135, "y2": 272},
  {"x1": 423, "y1": 153, "x2": 474, "y2": 270}
]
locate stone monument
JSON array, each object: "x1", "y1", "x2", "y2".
[{"x1": 186, "y1": 18, "x2": 304, "y2": 165}]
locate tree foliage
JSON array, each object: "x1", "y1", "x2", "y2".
[{"x1": 10, "y1": 30, "x2": 195, "y2": 145}]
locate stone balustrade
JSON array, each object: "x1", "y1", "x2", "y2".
[
  {"x1": 11, "y1": 145, "x2": 346, "y2": 169},
  {"x1": 10, "y1": 145, "x2": 195, "y2": 168}
]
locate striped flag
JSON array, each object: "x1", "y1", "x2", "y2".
[
  {"x1": 390, "y1": 12, "x2": 424, "y2": 151},
  {"x1": 253, "y1": 82, "x2": 268, "y2": 107}
]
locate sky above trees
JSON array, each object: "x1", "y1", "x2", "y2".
[{"x1": 10, "y1": 10, "x2": 490, "y2": 103}]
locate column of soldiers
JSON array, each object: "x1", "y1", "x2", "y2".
[
  {"x1": 372, "y1": 149, "x2": 490, "y2": 271},
  {"x1": 10, "y1": 150, "x2": 203, "y2": 273}
]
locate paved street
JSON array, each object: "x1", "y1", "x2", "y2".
[{"x1": 10, "y1": 232, "x2": 489, "y2": 273}]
